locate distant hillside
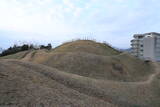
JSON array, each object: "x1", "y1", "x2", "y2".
[{"x1": 120, "y1": 48, "x2": 132, "y2": 53}]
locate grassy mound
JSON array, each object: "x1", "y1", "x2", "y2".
[
  {"x1": 40, "y1": 52, "x2": 154, "y2": 82},
  {"x1": 0, "y1": 40, "x2": 160, "y2": 107},
  {"x1": 0, "y1": 59, "x2": 159, "y2": 107},
  {"x1": 0, "y1": 59, "x2": 114, "y2": 107},
  {"x1": 52, "y1": 40, "x2": 120, "y2": 56},
  {"x1": 0, "y1": 40, "x2": 154, "y2": 82},
  {"x1": 31, "y1": 40, "x2": 154, "y2": 82}
]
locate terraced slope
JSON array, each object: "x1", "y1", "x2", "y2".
[
  {"x1": 0, "y1": 59, "x2": 160, "y2": 107},
  {"x1": 0, "y1": 59, "x2": 115, "y2": 107},
  {"x1": 1, "y1": 40, "x2": 154, "y2": 82},
  {"x1": 0, "y1": 40, "x2": 160, "y2": 107},
  {"x1": 39, "y1": 52, "x2": 153, "y2": 82}
]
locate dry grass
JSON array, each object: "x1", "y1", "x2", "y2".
[
  {"x1": 52, "y1": 40, "x2": 120, "y2": 56},
  {"x1": 3, "y1": 40, "x2": 153, "y2": 82},
  {"x1": 0, "y1": 40, "x2": 159, "y2": 107},
  {"x1": 0, "y1": 59, "x2": 115, "y2": 107},
  {"x1": 0, "y1": 50, "x2": 30, "y2": 59},
  {"x1": 0, "y1": 59, "x2": 160, "y2": 107},
  {"x1": 33, "y1": 51, "x2": 153, "y2": 82}
]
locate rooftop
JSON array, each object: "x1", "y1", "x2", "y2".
[{"x1": 133, "y1": 32, "x2": 160, "y2": 38}]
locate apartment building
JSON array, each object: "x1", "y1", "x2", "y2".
[{"x1": 131, "y1": 32, "x2": 160, "y2": 61}]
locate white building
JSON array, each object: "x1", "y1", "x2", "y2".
[{"x1": 131, "y1": 32, "x2": 160, "y2": 61}]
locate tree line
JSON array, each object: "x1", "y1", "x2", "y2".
[{"x1": 0, "y1": 43, "x2": 52, "y2": 57}]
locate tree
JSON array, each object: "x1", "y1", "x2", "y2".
[
  {"x1": 47, "y1": 43, "x2": 52, "y2": 50},
  {"x1": 21, "y1": 44, "x2": 29, "y2": 51},
  {"x1": 29, "y1": 44, "x2": 34, "y2": 49},
  {"x1": 40, "y1": 43, "x2": 52, "y2": 50},
  {"x1": 40, "y1": 45, "x2": 45, "y2": 49}
]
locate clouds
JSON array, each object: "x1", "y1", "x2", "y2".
[
  {"x1": 0, "y1": 0, "x2": 160, "y2": 48},
  {"x1": 0, "y1": 0, "x2": 93, "y2": 33}
]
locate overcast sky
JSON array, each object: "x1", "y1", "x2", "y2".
[{"x1": 0, "y1": 0, "x2": 160, "y2": 49}]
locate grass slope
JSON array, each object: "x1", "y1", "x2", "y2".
[
  {"x1": 0, "y1": 40, "x2": 159, "y2": 107},
  {"x1": 0, "y1": 40, "x2": 154, "y2": 82},
  {"x1": 0, "y1": 59, "x2": 115, "y2": 107},
  {"x1": 0, "y1": 50, "x2": 30, "y2": 59},
  {"x1": 0, "y1": 59, "x2": 160, "y2": 107},
  {"x1": 52, "y1": 40, "x2": 120, "y2": 56},
  {"x1": 41, "y1": 52, "x2": 154, "y2": 82}
]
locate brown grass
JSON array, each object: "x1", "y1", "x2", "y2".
[
  {"x1": 1, "y1": 59, "x2": 160, "y2": 107},
  {"x1": 4, "y1": 40, "x2": 153, "y2": 82},
  {"x1": 0, "y1": 59, "x2": 115, "y2": 107},
  {"x1": 0, "y1": 40, "x2": 159, "y2": 107},
  {"x1": 52, "y1": 40, "x2": 120, "y2": 56}
]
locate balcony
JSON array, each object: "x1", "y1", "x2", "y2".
[{"x1": 131, "y1": 43, "x2": 138, "y2": 45}]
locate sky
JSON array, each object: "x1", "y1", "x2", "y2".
[{"x1": 0, "y1": 0, "x2": 160, "y2": 49}]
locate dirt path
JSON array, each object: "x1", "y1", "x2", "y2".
[
  {"x1": 21, "y1": 51, "x2": 37, "y2": 61},
  {"x1": 125, "y1": 62, "x2": 160, "y2": 85},
  {"x1": 146, "y1": 62, "x2": 160, "y2": 83}
]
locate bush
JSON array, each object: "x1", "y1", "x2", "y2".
[{"x1": 40, "y1": 43, "x2": 52, "y2": 50}]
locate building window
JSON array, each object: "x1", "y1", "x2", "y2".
[{"x1": 140, "y1": 49, "x2": 143, "y2": 52}]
